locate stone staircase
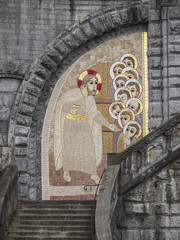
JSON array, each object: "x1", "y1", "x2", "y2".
[{"x1": 6, "y1": 200, "x2": 96, "y2": 240}]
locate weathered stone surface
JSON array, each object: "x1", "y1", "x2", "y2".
[
  {"x1": 170, "y1": 20, "x2": 180, "y2": 34},
  {"x1": 13, "y1": 147, "x2": 28, "y2": 156},
  {"x1": 14, "y1": 136, "x2": 28, "y2": 146},
  {"x1": 149, "y1": 10, "x2": 161, "y2": 21},
  {"x1": 34, "y1": 65, "x2": 51, "y2": 80},
  {"x1": 18, "y1": 174, "x2": 30, "y2": 184},
  {"x1": 18, "y1": 183, "x2": 29, "y2": 197},
  {"x1": 149, "y1": 102, "x2": 162, "y2": 116},
  {"x1": 80, "y1": 21, "x2": 95, "y2": 39},
  {"x1": 140, "y1": 230, "x2": 155, "y2": 240},
  {"x1": 19, "y1": 103, "x2": 34, "y2": 116},
  {"x1": 169, "y1": 45, "x2": 180, "y2": 54},
  {"x1": 149, "y1": 56, "x2": 161, "y2": 69},
  {"x1": 41, "y1": 55, "x2": 57, "y2": 72},
  {"x1": 72, "y1": 27, "x2": 87, "y2": 45},
  {"x1": 25, "y1": 83, "x2": 41, "y2": 97},
  {"x1": 29, "y1": 75, "x2": 46, "y2": 88},
  {"x1": 0, "y1": 79, "x2": 20, "y2": 92},
  {"x1": 149, "y1": 38, "x2": 162, "y2": 48},
  {"x1": 169, "y1": 101, "x2": 180, "y2": 115},
  {"x1": 150, "y1": 89, "x2": 162, "y2": 101},
  {"x1": 0, "y1": 121, "x2": 8, "y2": 133},
  {"x1": 14, "y1": 126, "x2": 30, "y2": 137},
  {"x1": 169, "y1": 67, "x2": 180, "y2": 77},
  {"x1": 14, "y1": 158, "x2": 28, "y2": 172},
  {"x1": 21, "y1": 93, "x2": 38, "y2": 107},
  {"x1": 54, "y1": 40, "x2": 71, "y2": 55},
  {"x1": 16, "y1": 114, "x2": 32, "y2": 126},
  {"x1": 149, "y1": 23, "x2": 161, "y2": 37},
  {"x1": 169, "y1": 35, "x2": 180, "y2": 44},
  {"x1": 169, "y1": 88, "x2": 180, "y2": 99},
  {"x1": 169, "y1": 7, "x2": 180, "y2": 19}
]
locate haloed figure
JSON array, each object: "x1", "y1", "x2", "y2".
[
  {"x1": 115, "y1": 87, "x2": 132, "y2": 105},
  {"x1": 109, "y1": 101, "x2": 125, "y2": 119},
  {"x1": 120, "y1": 53, "x2": 138, "y2": 69},
  {"x1": 54, "y1": 70, "x2": 119, "y2": 185},
  {"x1": 126, "y1": 98, "x2": 143, "y2": 116},
  {"x1": 113, "y1": 74, "x2": 129, "y2": 90},
  {"x1": 125, "y1": 79, "x2": 142, "y2": 98},
  {"x1": 118, "y1": 108, "x2": 135, "y2": 128},
  {"x1": 123, "y1": 121, "x2": 141, "y2": 146},
  {"x1": 110, "y1": 62, "x2": 126, "y2": 79}
]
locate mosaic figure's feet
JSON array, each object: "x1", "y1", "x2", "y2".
[
  {"x1": 63, "y1": 171, "x2": 71, "y2": 182},
  {"x1": 90, "y1": 174, "x2": 100, "y2": 184}
]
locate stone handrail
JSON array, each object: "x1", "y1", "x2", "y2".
[
  {"x1": 96, "y1": 114, "x2": 180, "y2": 240},
  {"x1": 0, "y1": 166, "x2": 18, "y2": 239},
  {"x1": 108, "y1": 114, "x2": 180, "y2": 193}
]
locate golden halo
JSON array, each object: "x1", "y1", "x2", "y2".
[
  {"x1": 114, "y1": 87, "x2": 132, "y2": 102},
  {"x1": 125, "y1": 79, "x2": 142, "y2": 98},
  {"x1": 110, "y1": 61, "x2": 126, "y2": 80},
  {"x1": 113, "y1": 74, "x2": 129, "y2": 90},
  {"x1": 126, "y1": 98, "x2": 143, "y2": 116},
  {"x1": 123, "y1": 121, "x2": 142, "y2": 139},
  {"x1": 120, "y1": 53, "x2": 138, "y2": 69}
]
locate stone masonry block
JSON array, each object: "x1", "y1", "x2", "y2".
[
  {"x1": 148, "y1": 47, "x2": 162, "y2": 57},
  {"x1": 150, "y1": 89, "x2": 162, "y2": 101},
  {"x1": 150, "y1": 79, "x2": 162, "y2": 88},
  {"x1": 169, "y1": 67, "x2": 180, "y2": 77},
  {"x1": 54, "y1": 40, "x2": 70, "y2": 56},
  {"x1": 14, "y1": 157, "x2": 28, "y2": 172},
  {"x1": 169, "y1": 54, "x2": 180, "y2": 66},
  {"x1": 149, "y1": 117, "x2": 163, "y2": 129},
  {"x1": 13, "y1": 147, "x2": 28, "y2": 157},
  {"x1": 0, "y1": 107, "x2": 10, "y2": 120},
  {"x1": 149, "y1": 23, "x2": 161, "y2": 37},
  {"x1": 80, "y1": 21, "x2": 95, "y2": 39},
  {"x1": 169, "y1": 45, "x2": 180, "y2": 54},
  {"x1": 34, "y1": 65, "x2": 50, "y2": 80},
  {"x1": 90, "y1": 16, "x2": 106, "y2": 36},
  {"x1": 72, "y1": 27, "x2": 87, "y2": 45},
  {"x1": 149, "y1": 56, "x2": 161, "y2": 69},
  {"x1": 47, "y1": 48, "x2": 64, "y2": 64},
  {"x1": 0, "y1": 79, "x2": 20, "y2": 92},
  {"x1": 18, "y1": 174, "x2": 30, "y2": 184},
  {"x1": 169, "y1": 35, "x2": 180, "y2": 44},
  {"x1": 149, "y1": 38, "x2": 162, "y2": 48},
  {"x1": 2, "y1": 93, "x2": 15, "y2": 106},
  {"x1": 169, "y1": 7, "x2": 180, "y2": 19},
  {"x1": 149, "y1": 102, "x2": 162, "y2": 117},
  {"x1": 14, "y1": 136, "x2": 28, "y2": 147},
  {"x1": 125, "y1": 203, "x2": 150, "y2": 215},
  {"x1": 63, "y1": 34, "x2": 79, "y2": 50},
  {"x1": 22, "y1": 93, "x2": 38, "y2": 107},
  {"x1": 16, "y1": 114, "x2": 32, "y2": 126},
  {"x1": 159, "y1": 216, "x2": 170, "y2": 227},
  {"x1": 0, "y1": 121, "x2": 8, "y2": 133},
  {"x1": 149, "y1": 70, "x2": 162, "y2": 79},
  {"x1": 170, "y1": 21, "x2": 180, "y2": 35},
  {"x1": 170, "y1": 216, "x2": 180, "y2": 227},
  {"x1": 141, "y1": 230, "x2": 155, "y2": 240},
  {"x1": 169, "y1": 101, "x2": 180, "y2": 115},
  {"x1": 149, "y1": 10, "x2": 161, "y2": 21},
  {"x1": 159, "y1": 230, "x2": 179, "y2": 240},
  {"x1": 14, "y1": 126, "x2": 30, "y2": 137},
  {"x1": 170, "y1": 204, "x2": 180, "y2": 215},
  {"x1": 169, "y1": 88, "x2": 180, "y2": 99},
  {"x1": 153, "y1": 203, "x2": 169, "y2": 215},
  {"x1": 41, "y1": 55, "x2": 57, "y2": 72},
  {"x1": 18, "y1": 183, "x2": 28, "y2": 198},
  {"x1": 25, "y1": 83, "x2": 41, "y2": 97},
  {"x1": 19, "y1": 103, "x2": 34, "y2": 116}
]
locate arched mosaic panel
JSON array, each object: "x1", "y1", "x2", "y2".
[{"x1": 41, "y1": 32, "x2": 148, "y2": 200}]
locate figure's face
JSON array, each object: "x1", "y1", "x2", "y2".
[
  {"x1": 113, "y1": 66, "x2": 123, "y2": 77},
  {"x1": 123, "y1": 58, "x2": 134, "y2": 68},
  {"x1": 125, "y1": 125, "x2": 137, "y2": 139},
  {"x1": 127, "y1": 100, "x2": 139, "y2": 113},
  {"x1": 87, "y1": 77, "x2": 98, "y2": 96},
  {"x1": 112, "y1": 105, "x2": 121, "y2": 117},
  {"x1": 117, "y1": 93, "x2": 128, "y2": 104},
  {"x1": 127, "y1": 84, "x2": 138, "y2": 98},
  {"x1": 120, "y1": 113, "x2": 131, "y2": 126},
  {"x1": 115, "y1": 79, "x2": 125, "y2": 89}
]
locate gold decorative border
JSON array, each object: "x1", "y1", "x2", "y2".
[{"x1": 142, "y1": 32, "x2": 149, "y2": 137}]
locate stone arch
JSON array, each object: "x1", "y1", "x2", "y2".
[{"x1": 10, "y1": 3, "x2": 149, "y2": 200}]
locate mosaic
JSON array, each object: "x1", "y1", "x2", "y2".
[{"x1": 41, "y1": 32, "x2": 148, "y2": 200}]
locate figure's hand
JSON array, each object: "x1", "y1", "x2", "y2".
[{"x1": 109, "y1": 124, "x2": 120, "y2": 132}]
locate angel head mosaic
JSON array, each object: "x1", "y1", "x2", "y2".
[{"x1": 109, "y1": 53, "x2": 143, "y2": 152}]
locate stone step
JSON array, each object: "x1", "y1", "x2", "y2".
[
  {"x1": 9, "y1": 220, "x2": 94, "y2": 226},
  {"x1": 12, "y1": 214, "x2": 94, "y2": 220},
  {"x1": 19, "y1": 205, "x2": 96, "y2": 210},
  {"x1": 7, "y1": 237, "x2": 92, "y2": 240},
  {"x1": 8, "y1": 225, "x2": 93, "y2": 232},
  {"x1": 7, "y1": 230, "x2": 92, "y2": 237},
  {"x1": 17, "y1": 209, "x2": 95, "y2": 215}
]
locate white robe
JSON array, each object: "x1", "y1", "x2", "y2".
[{"x1": 54, "y1": 88, "x2": 102, "y2": 174}]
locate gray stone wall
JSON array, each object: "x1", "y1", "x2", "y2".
[{"x1": 116, "y1": 158, "x2": 180, "y2": 240}]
